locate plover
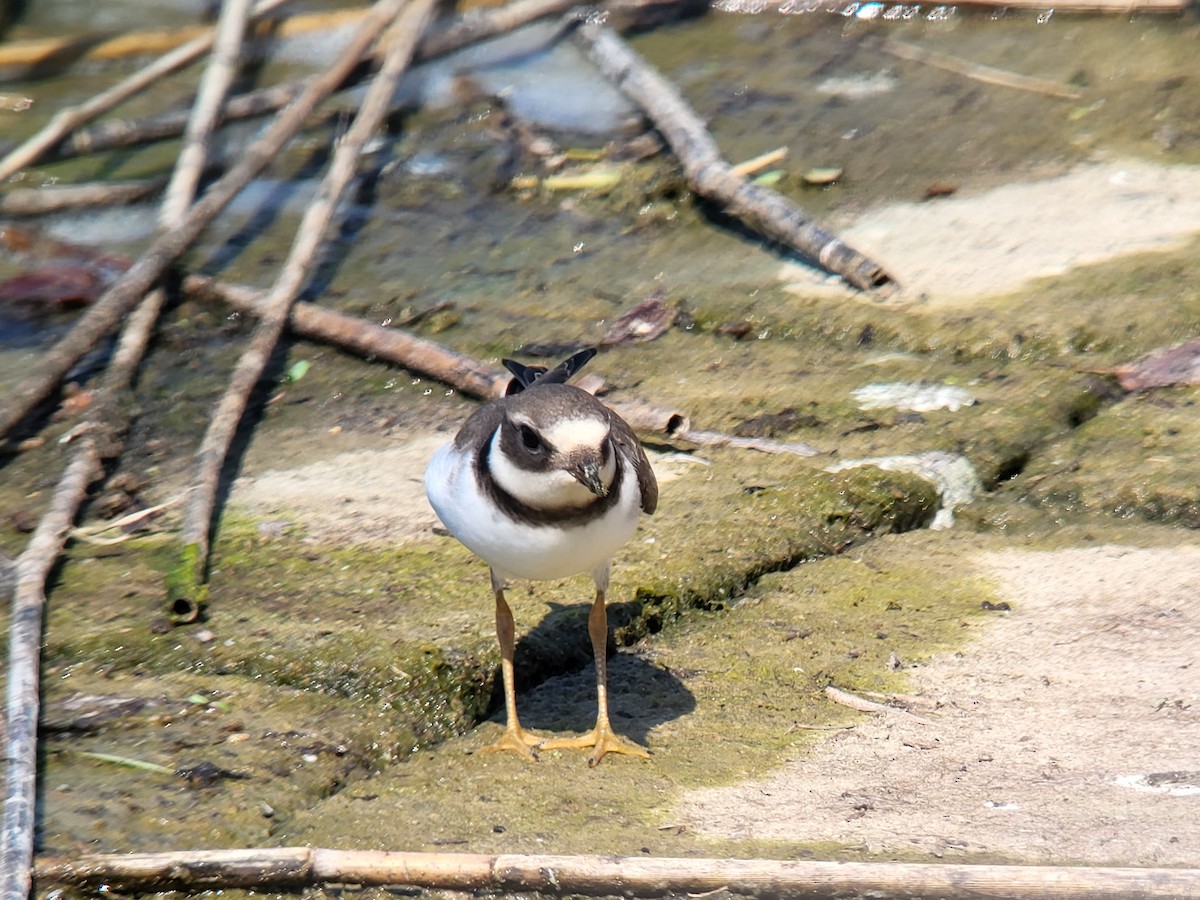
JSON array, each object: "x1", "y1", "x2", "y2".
[{"x1": 424, "y1": 348, "x2": 657, "y2": 765}]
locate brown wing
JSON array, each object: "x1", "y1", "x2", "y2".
[
  {"x1": 452, "y1": 396, "x2": 506, "y2": 452},
  {"x1": 606, "y1": 407, "x2": 658, "y2": 515}
]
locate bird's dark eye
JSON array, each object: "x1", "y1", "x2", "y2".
[{"x1": 519, "y1": 424, "x2": 543, "y2": 452}]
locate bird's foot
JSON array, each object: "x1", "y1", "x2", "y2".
[
  {"x1": 479, "y1": 725, "x2": 544, "y2": 761},
  {"x1": 538, "y1": 723, "x2": 650, "y2": 767}
]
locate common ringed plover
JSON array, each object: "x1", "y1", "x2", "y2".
[{"x1": 424, "y1": 348, "x2": 657, "y2": 765}]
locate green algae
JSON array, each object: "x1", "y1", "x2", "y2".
[
  {"x1": 279, "y1": 529, "x2": 998, "y2": 867},
  {"x1": 25, "y1": 441, "x2": 941, "y2": 865},
  {"x1": 1015, "y1": 385, "x2": 1200, "y2": 528}
]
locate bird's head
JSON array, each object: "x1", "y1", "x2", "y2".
[{"x1": 488, "y1": 385, "x2": 616, "y2": 511}]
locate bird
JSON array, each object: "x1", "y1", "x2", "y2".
[{"x1": 424, "y1": 347, "x2": 658, "y2": 766}]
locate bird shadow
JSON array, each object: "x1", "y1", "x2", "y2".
[{"x1": 490, "y1": 598, "x2": 696, "y2": 748}]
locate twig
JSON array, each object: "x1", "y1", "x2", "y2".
[
  {"x1": 32, "y1": 847, "x2": 1200, "y2": 897},
  {"x1": 825, "y1": 684, "x2": 931, "y2": 723},
  {"x1": 187, "y1": 276, "x2": 824, "y2": 455},
  {"x1": 182, "y1": 275, "x2": 507, "y2": 399},
  {"x1": 0, "y1": 0, "x2": 293, "y2": 184},
  {"x1": 0, "y1": 179, "x2": 166, "y2": 216},
  {"x1": 160, "y1": 0, "x2": 255, "y2": 228},
  {"x1": 69, "y1": 495, "x2": 185, "y2": 544},
  {"x1": 170, "y1": 0, "x2": 438, "y2": 623},
  {"x1": 0, "y1": 0, "x2": 412, "y2": 445},
  {"x1": 729, "y1": 146, "x2": 788, "y2": 178},
  {"x1": 573, "y1": 20, "x2": 892, "y2": 291},
  {"x1": 877, "y1": 38, "x2": 1083, "y2": 101}
]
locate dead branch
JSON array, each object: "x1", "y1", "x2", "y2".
[
  {"x1": 0, "y1": 1, "x2": 414, "y2": 445},
  {"x1": 170, "y1": 0, "x2": 439, "y2": 624},
  {"x1": 182, "y1": 275, "x2": 507, "y2": 399},
  {"x1": 32, "y1": 847, "x2": 1200, "y2": 898},
  {"x1": 876, "y1": 38, "x2": 1083, "y2": 101},
  {"x1": 0, "y1": 178, "x2": 167, "y2": 216},
  {"x1": 573, "y1": 20, "x2": 892, "y2": 291},
  {"x1": 187, "y1": 276, "x2": 826, "y2": 455},
  {"x1": 0, "y1": 0, "x2": 293, "y2": 184},
  {"x1": 160, "y1": 0, "x2": 255, "y2": 228},
  {"x1": 1, "y1": 452, "x2": 103, "y2": 900}
]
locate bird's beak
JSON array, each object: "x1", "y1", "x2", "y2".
[{"x1": 572, "y1": 458, "x2": 608, "y2": 498}]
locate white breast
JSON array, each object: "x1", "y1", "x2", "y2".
[{"x1": 424, "y1": 441, "x2": 644, "y2": 583}]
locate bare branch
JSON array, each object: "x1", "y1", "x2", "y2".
[{"x1": 574, "y1": 20, "x2": 893, "y2": 291}]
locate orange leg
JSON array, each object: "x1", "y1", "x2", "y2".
[
  {"x1": 538, "y1": 588, "x2": 651, "y2": 766},
  {"x1": 479, "y1": 581, "x2": 543, "y2": 760}
]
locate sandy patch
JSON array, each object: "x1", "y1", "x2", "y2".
[
  {"x1": 781, "y1": 159, "x2": 1200, "y2": 303},
  {"x1": 676, "y1": 544, "x2": 1200, "y2": 865},
  {"x1": 231, "y1": 434, "x2": 447, "y2": 544}
]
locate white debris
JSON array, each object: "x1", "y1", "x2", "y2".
[{"x1": 852, "y1": 382, "x2": 977, "y2": 413}]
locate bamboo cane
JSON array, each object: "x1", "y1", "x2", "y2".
[
  {"x1": 573, "y1": 20, "x2": 892, "y2": 291},
  {"x1": 169, "y1": 0, "x2": 439, "y2": 624},
  {"x1": 31, "y1": 847, "x2": 1200, "y2": 898}
]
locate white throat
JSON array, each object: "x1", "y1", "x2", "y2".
[{"x1": 487, "y1": 423, "x2": 615, "y2": 510}]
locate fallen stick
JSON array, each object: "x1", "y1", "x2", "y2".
[
  {"x1": 0, "y1": 0, "x2": 293, "y2": 184},
  {"x1": 573, "y1": 21, "x2": 892, "y2": 291},
  {"x1": 0, "y1": 177, "x2": 167, "y2": 216},
  {"x1": 0, "y1": 0, "x2": 411, "y2": 444},
  {"x1": 417, "y1": 0, "x2": 577, "y2": 60},
  {"x1": 170, "y1": 0, "x2": 438, "y2": 623},
  {"x1": 32, "y1": 847, "x2": 1200, "y2": 898},
  {"x1": 824, "y1": 684, "x2": 931, "y2": 722},
  {"x1": 187, "y1": 277, "x2": 825, "y2": 456},
  {"x1": 182, "y1": 275, "x2": 507, "y2": 399},
  {"x1": 159, "y1": 0, "x2": 255, "y2": 228},
  {"x1": 876, "y1": 38, "x2": 1083, "y2": 101}
]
